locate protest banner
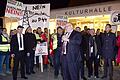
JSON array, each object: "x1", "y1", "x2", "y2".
[
  {"x1": 5, "y1": 0, "x2": 23, "y2": 18},
  {"x1": 19, "y1": 4, "x2": 50, "y2": 28}
]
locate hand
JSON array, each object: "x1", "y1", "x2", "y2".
[
  {"x1": 33, "y1": 47, "x2": 36, "y2": 50},
  {"x1": 11, "y1": 54, "x2": 15, "y2": 58},
  {"x1": 27, "y1": 53, "x2": 30, "y2": 56},
  {"x1": 97, "y1": 55, "x2": 100, "y2": 59},
  {"x1": 62, "y1": 35, "x2": 69, "y2": 42},
  {"x1": 37, "y1": 41, "x2": 40, "y2": 44}
]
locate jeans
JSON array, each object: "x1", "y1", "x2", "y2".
[
  {"x1": 0, "y1": 51, "x2": 10, "y2": 73},
  {"x1": 25, "y1": 51, "x2": 35, "y2": 73},
  {"x1": 53, "y1": 48, "x2": 61, "y2": 76}
]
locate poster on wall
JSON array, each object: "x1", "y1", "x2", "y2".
[
  {"x1": 35, "y1": 42, "x2": 48, "y2": 56},
  {"x1": 18, "y1": 4, "x2": 50, "y2": 28},
  {"x1": 5, "y1": 0, "x2": 23, "y2": 18},
  {"x1": 56, "y1": 15, "x2": 68, "y2": 29},
  {"x1": 111, "y1": 25, "x2": 117, "y2": 33},
  {"x1": 111, "y1": 11, "x2": 120, "y2": 25}
]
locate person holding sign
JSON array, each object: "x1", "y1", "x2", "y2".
[{"x1": 61, "y1": 22, "x2": 82, "y2": 80}]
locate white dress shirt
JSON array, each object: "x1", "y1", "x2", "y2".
[{"x1": 17, "y1": 33, "x2": 24, "y2": 51}]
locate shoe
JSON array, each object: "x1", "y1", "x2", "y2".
[
  {"x1": 101, "y1": 76, "x2": 107, "y2": 79},
  {"x1": 0, "y1": 73, "x2": 6, "y2": 76},
  {"x1": 21, "y1": 76, "x2": 28, "y2": 79},
  {"x1": 109, "y1": 76, "x2": 113, "y2": 80},
  {"x1": 81, "y1": 76, "x2": 87, "y2": 80},
  {"x1": 54, "y1": 75, "x2": 58, "y2": 79},
  {"x1": 31, "y1": 71, "x2": 35, "y2": 74},
  {"x1": 94, "y1": 76, "x2": 99, "y2": 78},
  {"x1": 6, "y1": 71, "x2": 12, "y2": 74},
  {"x1": 26, "y1": 72, "x2": 31, "y2": 75}
]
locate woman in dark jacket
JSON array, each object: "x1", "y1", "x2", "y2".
[{"x1": 24, "y1": 27, "x2": 36, "y2": 75}]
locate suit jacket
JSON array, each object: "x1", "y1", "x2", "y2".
[
  {"x1": 10, "y1": 34, "x2": 25, "y2": 54},
  {"x1": 24, "y1": 33, "x2": 36, "y2": 53},
  {"x1": 65, "y1": 30, "x2": 82, "y2": 63},
  {"x1": 88, "y1": 35, "x2": 102, "y2": 58},
  {"x1": 101, "y1": 32, "x2": 116, "y2": 59}
]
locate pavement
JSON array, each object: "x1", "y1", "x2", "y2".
[{"x1": 0, "y1": 65, "x2": 120, "y2": 80}]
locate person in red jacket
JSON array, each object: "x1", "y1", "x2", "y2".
[
  {"x1": 41, "y1": 28, "x2": 49, "y2": 71},
  {"x1": 116, "y1": 35, "x2": 120, "y2": 64}
]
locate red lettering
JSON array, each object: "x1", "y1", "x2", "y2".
[{"x1": 5, "y1": 7, "x2": 22, "y2": 16}]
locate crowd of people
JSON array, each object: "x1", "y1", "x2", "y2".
[{"x1": 0, "y1": 22, "x2": 120, "y2": 80}]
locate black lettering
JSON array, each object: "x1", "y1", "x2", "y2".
[
  {"x1": 103, "y1": 7, "x2": 106, "y2": 12},
  {"x1": 89, "y1": 9, "x2": 93, "y2": 13},
  {"x1": 38, "y1": 18, "x2": 47, "y2": 22},
  {"x1": 94, "y1": 8, "x2": 98, "y2": 12},
  {"x1": 33, "y1": 5, "x2": 39, "y2": 10},
  {"x1": 84, "y1": 9, "x2": 88, "y2": 13},
  {"x1": 108, "y1": 6, "x2": 112, "y2": 11},
  {"x1": 72, "y1": 11, "x2": 75, "y2": 15},
  {"x1": 42, "y1": 18, "x2": 47, "y2": 22},
  {"x1": 42, "y1": 5, "x2": 45, "y2": 8},
  {"x1": 69, "y1": 11, "x2": 72, "y2": 15},
  {"x1": 76, "y1": 10, "x2": 79, "y2": 14},
  {"x1": 65, "y1": 11, "x2": 68, "y2": 15},
  {"x1": 32, "y1": 19, "x2": 37, "y2": 23},
  {"x1": 38, "y1": 17, "x2": 41, "y2": 21},
  {"x1": 79, "y1": 10, "x2": 84, "y2": 14},
  {"x1": 98, "y1": 8, "x2": 102, "y2": 12}
]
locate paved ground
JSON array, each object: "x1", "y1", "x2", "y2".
[{"x1": 0, "y1": 66, "x2": 120, "y2": 80}]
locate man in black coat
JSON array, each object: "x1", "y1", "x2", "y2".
[
  {"x1": 101, "y1": 24, "x2": 116, "y2": 80},
  {"x1": 61, "y1": 22, "x2": 82, "y2": 80},
  {"x1": 87, "y1": 29, "x2": 101, "y2": 79},
  {"x1": 11, "y1": 26, "x2": 28, "y2": 80}
]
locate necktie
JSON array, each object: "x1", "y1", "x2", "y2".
[{"x1": 20, "y1": 35, "x2": 22, "y2": 48}]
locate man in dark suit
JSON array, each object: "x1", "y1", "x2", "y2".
[
  {"x1": 101, "y1": 24, "x2": 116, "y2": 80},
  {"x1": 11, "y1": 26, "x2": 28, "y2": 80},
  {"x1": 61, "y1": 22, "x2": 82, "y2": 80},
  {"x1": 87, "y1": 29, "x2": 101, "y2": 79}
]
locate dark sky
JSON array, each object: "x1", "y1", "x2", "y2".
[{"x1": 0, "y1": 0, "x2": 117, "y2": 17}]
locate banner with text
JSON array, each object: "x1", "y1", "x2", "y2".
[
  {"x1": 5, "y1": 0, "x2": 23, "y2": 18},
  {"x1": 20, "y1": 4, "x2": 50, "y2": 28}
]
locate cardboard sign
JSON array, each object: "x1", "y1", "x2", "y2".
[
  {"x1": 5, "y1": 0, "x2": 23, "y2": 18},
  {"x1": 35, "y1": 42, "x2": 48, "y2": 56}
]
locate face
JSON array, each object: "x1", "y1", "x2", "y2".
[
  {"x1": 37, "y1": 28, "x2": 42, "y2": 34},
  {"x1": 105, "y1": 25, "x2": 111, "y2": 32},
  {"x1": 3, "y1": 29, "x2": 7, "y2": 34},
  {"x1": 75, "y1": 27, "x2": 81, "y2": 32},
  {"x1": 14, "y1": 30, "x2": 17, "y2": 34},
  {"x1": 65, "y1": 23, "x2": 73, "y2": 32},
  {"x1": 57, "y1": 28, "x2": 63, "y2": 35},
  {"x1": 17, "y1": 28, "x2": 23, "y2": 34},
  {"x1": 27, "y1": 27, "x2": 32, "y2": 33},
  {"x1": 89, "y1": 29, "x2": 95, "y2": 36},
  {"x1": 44, "y1": 28, "x2": 48, "y2": 33},
  {"x1": 84, "y1": 26, "x2": 87, "y2": 30}
]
